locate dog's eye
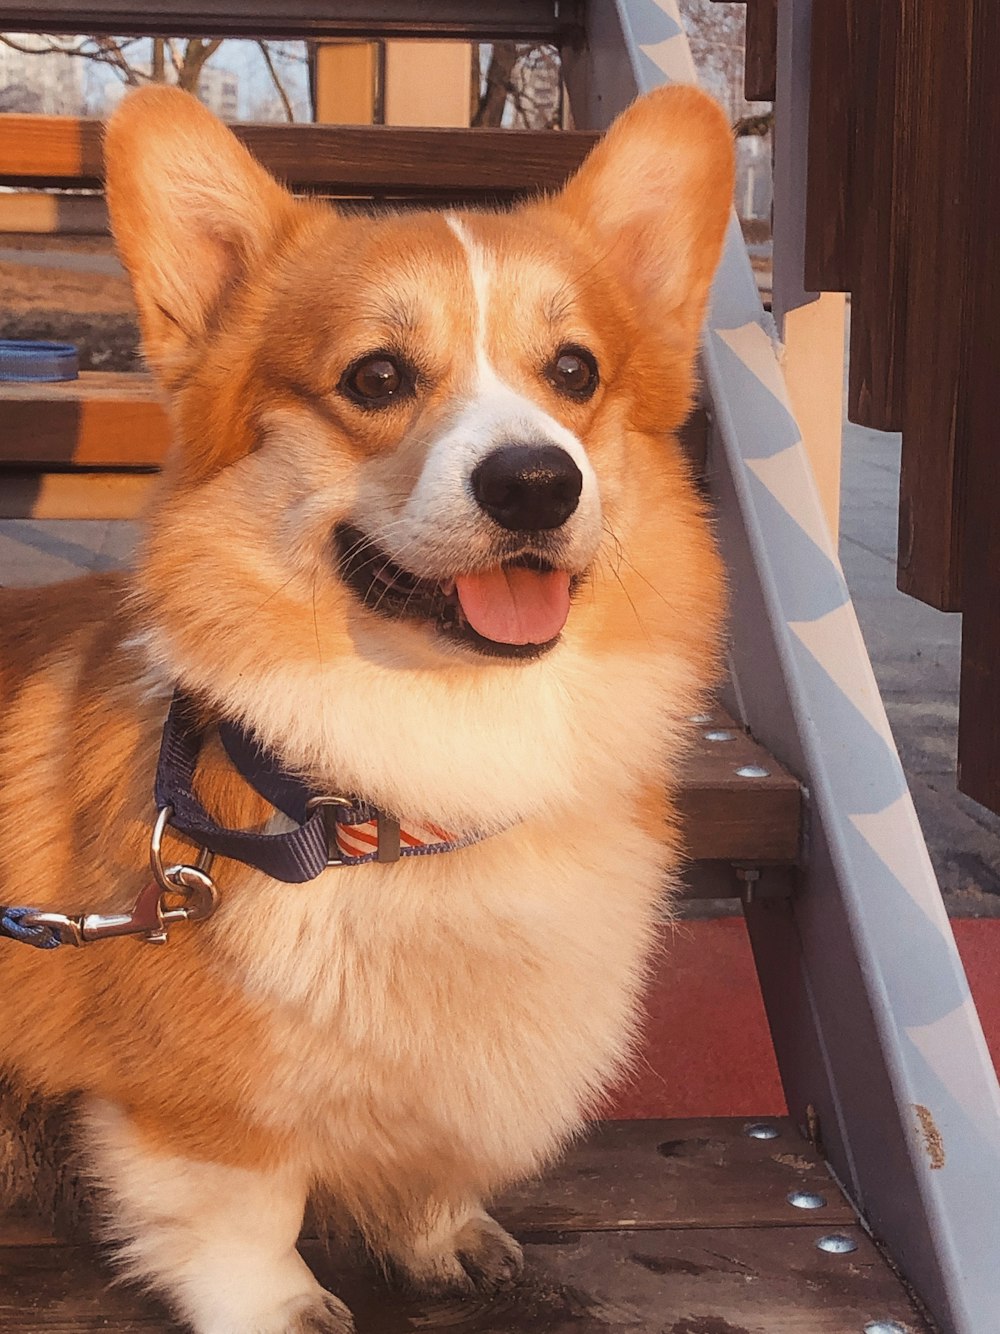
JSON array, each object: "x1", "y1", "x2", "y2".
[
  {"x1": 341, "y1": 355, "x2": 407, "y2": 408},
  {"x1": 547, "y1": 346, "x2": 598, "y2": 400}
]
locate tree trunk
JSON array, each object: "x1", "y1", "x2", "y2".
[{"x1": 472, "y1": 42, "x2": 517, "y2": 127}]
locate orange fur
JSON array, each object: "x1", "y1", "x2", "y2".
[{"x1": 0, "y1": 85, "x2": 733, "y2": 1332}]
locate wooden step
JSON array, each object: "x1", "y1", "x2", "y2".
[
  {"x1": 0, "y1": 373, "x2": 168, "y2": 470},
  {"x1": 0, "y1": 1118, "x2": 928, "y2": 1331},
  {"x1": 679, "y1": 706, "x2": 800, "y2": 868},
  {"x1": 0, "y1": 376, "x2": 710, "y2": 479},
  {"x1": 0, "y1": 0, "x2": 582, "y2": 41},
  {"x1": 0, "y1": 118, "x2": 597, "y2": 197}
]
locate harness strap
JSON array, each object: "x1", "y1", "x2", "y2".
[
  {"x1": 155, "y1": 694, "x2": 334, "y2": 883},
  {"x1": 2, "y1": 692, "x2": 497, "y2": 949},
  {"x1": 156, "y1": 693, "x2": 486, "y2": 881}
]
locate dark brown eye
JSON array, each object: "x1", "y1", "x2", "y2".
[
  {"x1": 548, "y1": 346, "x2": 598, "y2": 400},
  {"x1": 341, "y1": 355, "x2": 407, "y2": 408}
]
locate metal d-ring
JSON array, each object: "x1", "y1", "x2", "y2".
[
  {"x1": 150, "y1": 805, "x2": 213, "y2": 886},
  {"x1": 147, "y1": 806, "x2": 219, "y2": 936}
]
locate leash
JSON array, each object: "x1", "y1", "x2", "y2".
[{"x1": 1, "y1": 692, "x2": 492, "y2": 950}]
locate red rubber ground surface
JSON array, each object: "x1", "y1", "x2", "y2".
[{"x1": 607, "y1": 917, "x2": 1000, "y2": 1118}]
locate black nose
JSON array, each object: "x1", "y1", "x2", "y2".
[{"x1": 471, "y1": 444, "x2": 583, "y2": 532}]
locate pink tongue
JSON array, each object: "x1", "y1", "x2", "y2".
[{"x1": 455, "y1": 568, "x2": 571, "y2": 645}]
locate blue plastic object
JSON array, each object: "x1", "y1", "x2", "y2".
[{"x1": 0, "y1": 339, "x2": 79, "y2": 382}]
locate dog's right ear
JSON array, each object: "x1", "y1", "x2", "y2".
[{"x1": 104, "y1": 87, "x2": 297, "y2": 381}]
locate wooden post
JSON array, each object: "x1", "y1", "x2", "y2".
[
  {"x1": 771, "y1": 0, "x2": 844, "y2": 541},
  {"x1": 383, "y1": 41, "x2": 472, "y2": 127},
  {"x1": 957, "y1": 0, "x2": 1000, "y2": 814},
  {"x1": 313, "y1": 40, "x2": 378, "y2": 124}
]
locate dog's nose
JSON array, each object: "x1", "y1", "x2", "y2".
[{"x1": 471, "y1": 444, "x2": 583, "y2": 531}]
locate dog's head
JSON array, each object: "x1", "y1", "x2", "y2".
[{"x1": 106, "y1": 86, "x2": 731, "y2": 666}]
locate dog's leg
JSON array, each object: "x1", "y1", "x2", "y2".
[
  {"x1": 82, "y1": 1098, "x2": 353, "y2": 1334},
  {"x1": 383, "y1": 1200, "x2": 523, "y2": 1297}
]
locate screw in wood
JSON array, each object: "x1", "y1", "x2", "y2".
[
  {"x1": 787, "y1": 1189, "x2": 827, "y2": 1209},
  {"x1": 864, "y1": 1324, "x2": 908, "y2": 1334},
  {"x1": 743, "y1": 1122, "x2": 780, "y2": 1140},
  {"x1": 816, "y1": 1234, "x2": 858, "y2": 1254},
  {"x1": 736, "y1": 763, "x2": 771, "y2": 778},
  {"x1": 704, "y1": 729, "x2": 736, "y2": 742}
]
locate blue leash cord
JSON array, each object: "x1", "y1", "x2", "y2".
[{"x1": 0, "y1": 905, "x2": 62, "y2": 949}]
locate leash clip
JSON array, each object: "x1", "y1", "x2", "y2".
[{"x1": 19, "y1": 807, "x2": 218, "y2": 947}]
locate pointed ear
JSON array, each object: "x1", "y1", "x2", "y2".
[
  {"x1": 104, "y1": 86, "x2": 298, "y2": 380},
  {"x1": 557, "y1": 86, "x2": 734, "y2": 351}
]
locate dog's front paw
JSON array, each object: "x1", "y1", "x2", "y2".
[
  {"x1": 177, "y1": 1282, "x2": 354, "y2": 1334},
  {"x1": 281, "y1": 1289, "x2": 356, "y2": 1334},
  {"x1": 393, "y1": 1211, "x2": 523, "y2": 1298},
  {"x1": 453, "y1": 1215, "x2": 524, "y2": 1293}
]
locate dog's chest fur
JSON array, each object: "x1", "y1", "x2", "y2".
[{"x1": 215, "y1": 818, "x2": 662, "y2": 1195}]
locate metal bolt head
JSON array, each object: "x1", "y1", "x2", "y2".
[
  {"x1": 688, "y1": 712, "x2": 714, "y2": 724},
  {"x1": 736, "y1": 763, "x2": 771, "y2": 778},
  {"x1": 816, "y1": 1233, "x2": 858, "y2": 1254},
  {"x1": 787, "y1": 1189, "x2": 827, "y2": 1210},
  {"x1": 864, "y1": 1324, "x2": 908, "y2": 1334},
  {"x1": 704, "y1": 729, "x2": 736, "y2": 742},
  {"x1": 743, "y1": 1121, "x2": 779, "y2": 1140}
]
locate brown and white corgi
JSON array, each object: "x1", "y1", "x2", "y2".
[{"x1": 0, "y1": 85, "x2": 732, "y2": 1332}]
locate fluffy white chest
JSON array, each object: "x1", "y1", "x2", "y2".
[{"x1": 213, "y1": 816, "x2": 665, "y2": 1183}]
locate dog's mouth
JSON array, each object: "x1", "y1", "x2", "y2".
[{"x1": 334, "y1": 523, "x2": 577, "y2": 659}]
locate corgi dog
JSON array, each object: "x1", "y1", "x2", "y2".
[{"x1": 0, "y1": 84, "x2": 732, "y2": 1332}]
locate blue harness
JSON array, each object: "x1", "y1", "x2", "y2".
[{"x1": 1, "y1": 692, "x2": 491, "y2": 949}]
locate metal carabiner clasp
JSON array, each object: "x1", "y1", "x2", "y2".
[{"x1": 21, "y1": 809, "x2": 219, "y2": 948}]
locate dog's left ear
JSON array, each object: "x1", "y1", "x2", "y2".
[
  {"x1": 557, "y1": 85, "x2": 734, "y2": 353},
  {"x1": 104, "y1": 86, "x2": 298, "y2": 381}
]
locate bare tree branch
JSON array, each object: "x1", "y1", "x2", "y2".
[
  {"x1": 256, "y1": 39, "x2": 295, "y2": 122},
  {"x1": 733, "y1": 110, "x2": 774, "y2": 137},
  {"x1": 0, "y1": 34, "x2": 63, "y2": 56},
  {"x1": 1, "y1": 33, "x2": 304, "y2": 119}
]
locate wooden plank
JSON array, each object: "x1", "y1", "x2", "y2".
[
  {"x1": 0, "y1": 471, "x2": 155, "y2": 520},
  {"x1": 0, "y1": 0, "x2": 581, "y2": 41},
  {"x1": 896, "y1": 2, "x2": 973, "y2": 612},
  {"x1": 803, "y1": 0, "x2": 854, "y2": 292},
  {"x1": 0, "y1": 119, "x2": 598, "y2": 196},
  {"x1": 0, "y1": 1228, "x2": 930, "y2": 1333},
  {"x1": 0, "y1": 192, "x2": 108, "y2": 235},
  {"x1": 957, "y1": 0, "x2": 1000, "y2": 815},
  {"x1": 496, "y1": 1117, "x2": 853, "y2": 1233},
  {"x1": 0, "y1": 388, "x2": 712, "y2": 478},
  {"x1": 0, "y1": 373, "x2": 168, "y2": 468},
  {"x1": 2, "y1": 1119, "x2": 852, "y2": 1245},
  {"x1": 846, "y1": 0, "x2": 915, "y2": 431},
  {"x1": 678, "y1": 708, "x2": 802, "y2": 864},
  {"x1": 744, "y1": 0, "x2": 777, "y2": 102},
  {"x1": 0, "y1": 1119, "x2": 926, "y2": 1332}
]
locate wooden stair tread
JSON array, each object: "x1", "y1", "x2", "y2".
[
  {"x1": 0, "y1": 373, "x2": 169, "y2": 470},
  {"x1": 0, "y1": 0, "x2": 581, "y2": 42},
  {"x1": 0, "y1": 1119, "x2": 927, "y2": 1331},
  {"x1": 0, "y1": 377, "x2": 711, "y2": 473},
  {"x1": 0, "y1": 118, "x2": 598, "y2": 196},
  {"x1": 679, "y1": 707, "x2": 801, "y2": 866}
]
